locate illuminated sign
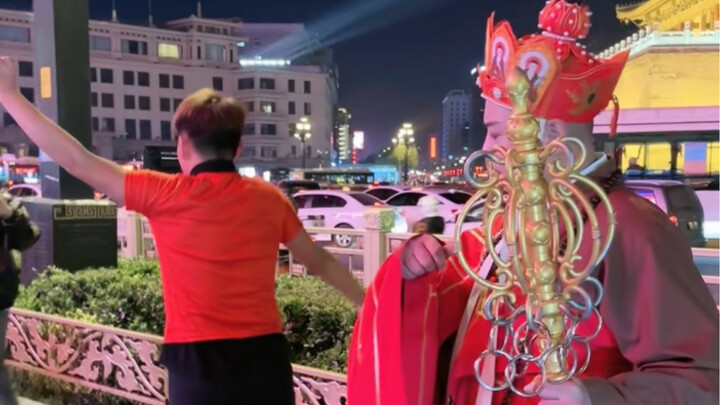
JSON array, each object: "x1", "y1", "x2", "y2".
[
  {"x1": 429, "y1": 136, "x2": 437, "y2": 159},
  {"x1": 351, "y1": 149, "x2": 358, "y2": 165},
  {"x1": 353, "y1": 131, "x2": 365, "y2": 150},
  {"x1": 40, "y1": 67, "x2": 52, "y2": 99}
]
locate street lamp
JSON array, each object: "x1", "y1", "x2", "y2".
[
  {"x1": 294, "y1": 116, "x2": 311, "y2": 169},
  {"x1": 393, "y1": 122, "x2": 415, "y2": 183}
]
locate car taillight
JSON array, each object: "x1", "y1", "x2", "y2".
[
  {"x1": 669, "y1": 215, "x2": 678, "y2": 225},
  {"x1": 374, "y1": 202, "x2": 386, "y2": 207},
  {"x1": 451, "y1": 208, "x2": 460, "y2": 215}
]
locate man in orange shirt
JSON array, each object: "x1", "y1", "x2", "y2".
[{"x1": 0, "y1": 58, "x2": 364, "y2": 405}]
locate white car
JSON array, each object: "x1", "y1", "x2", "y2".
[
  {"x1": 385, "y1": 188, "x2": 473, "y2": 234},
  {"x1": 7, "y1": 183, "x2": 41, "y2": 198},
  {"x1": 292, "y1": 190, "x2": 407, "y2": 247},
  {"x1": 365, "y1": 185, "x2": 409, "y2": 201}
]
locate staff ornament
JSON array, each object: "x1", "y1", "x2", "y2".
[{"x1": 453, "y1": 68, "x2": 616, "y2": 397}]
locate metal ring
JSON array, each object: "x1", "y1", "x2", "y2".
[
  {"x1": 570, "y1": 339, "x2": 592, "y2": 375},
  {"x1": 488, "y1": 324, "x2": 512, "y2": 355},
  {"x1": 474, "y1": 350, "x2": 512, "y2": 392},
  {"x1": 505, "y1": 355, "x2": 547, "y2": 398},
  {"x1": 572, "y1": 307, "x2": 603, "y2": 343},
  {"x1": 564, "y1": 285, "x2": 594, "y2": 322}
]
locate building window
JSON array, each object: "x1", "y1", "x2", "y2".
[
  {"x1": 291, "y1": 145, "x2": 297, "y2": 156},
  {"x1": 229, "y1": 49, "x2": 234, "y2": 64},
  {"x1": 306, "y1": 145, "x2": 312, "y2": 157},
  {"x1": 138, "y1": 72, "x2": 150, "y2": 87},
  {"x1": 288, "y1": 101, "x2": 296, "y2": 115},
  {"x1": 260, "y1": 146, "x2": 277, "y2": 158},
  {"x1": 245, "y1": 101, "x2": 254, "y2": 112},
  {"x1": 259, "y1": 78, "x2": 275, "y2": 90},
  {"x1": 197, "y1": 45, "x2": 201, "y2": 60},
  {"x1": 240, "y1": 146, "x2": 255, "y2": 158},
  {"x1": 260, "y1": 124, "x2": 277, "y2": 135},
  {"x1": 304, "y1": 102, "x2": 312, "y2": 116},
  {"x1": 91, "y1": 92, "x2": 98, "y2": 107},
  {"x1": 172, "y1": 75, "x2": 184, "y2": 89},
  {"x1": 159, "y1": 74, "x2": 170, "y2": 88},
  {"x1": 123, "y1": 70, "x2": 134, "y2": 86},
  {"x1": 173, "y1": 98, "x2": 183, "y2": 111},
  {"x1": 3, "y1": 113, "x2": 15, "y2": 126},
  {"x1": 124, "y1": 95, "x2": 135, "y2": 110},
  {"x1": 91, "y1": 117, "x2": 99, "y2": 132},
  {"x1": 0, "y1": 25, "x2": 30, "y2": 43},
  {"x1": 205, "y1": 44, "x2": 225, "y2": 62},
  {"x1": 161, "y1": 120, "x2": 172, "y2": 140},
  {"x1": 160, "y1": 97, "x2": 171, "y2": 112},
  {"x1": 304, "y1": 80, "x2": 311, "y2": 94},
  {"x1": 18, "y1": 61, "x2": 33, "y2": 77},
  {"x1": 288, "y1": 79, "x2": 295, "y2": 93},
  {"x1": 139, "y1": 96, "x2": 151, "y2": 111},
  {"x1": 237, "y1": 78, "x2": 254, "y2": 90},
  {"x1": 260, "y1": 101, "x2": 276, "y2": 114},
  {"x1": 90, "y1": 35, "x2": 111, "y2": 51},
  {"x1": 121, "y1": 39, "x2": 148, "y2": 55},
  {"x1": 102, "y1": 118, "x2": 115, "y2": 132},
  {"x1": 158, "y1": 43, "x2": 181, "y2": 59},
  {"x1": 125, "y1": 119, "x2": 137, "y2": 139},
  {"x1": 100, "y1": 68, "x2": 113, "y2": 84},
  {"x1": 19, "y1": 87, "x2": 34, "y2": 103},
  {"x1": 139, "y1": 120, "x2": 152, "y2": 140},
  {"x1": 101, "y1": 93, "x2": 114, "y2": 108},
  {"x1": 243, "y1": 124, "x2": 255, "y2": 135},
  {"x1": 90, "y1": 67, "x2": 97, "y2": 82},
  {"x1": 212, "y1": 77, "x2": 223, "y2": 91}
]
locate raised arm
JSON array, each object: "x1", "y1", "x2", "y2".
[{"x1": 0, "y1": 57, "x2": 125, "y2": 204}]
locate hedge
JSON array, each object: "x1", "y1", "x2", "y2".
[{"x1": 10, "y1": 259, "x2": 357, "y2": 404}]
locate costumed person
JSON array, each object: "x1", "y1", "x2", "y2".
[{"x1": 347, "y1": 1, "x2": 719, "y2": 405}]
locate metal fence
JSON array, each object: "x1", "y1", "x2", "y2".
[{"x1": 4, "y1": 308, "x2": 347, "y2": 405}]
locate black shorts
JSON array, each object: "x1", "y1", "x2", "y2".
[{"x1": 162, "y1": 334, "x2": 294, "y2": 405}]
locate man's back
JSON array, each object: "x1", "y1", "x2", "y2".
[{"x1": 125, "y1": 162, "x2": 302, "y2": 344}]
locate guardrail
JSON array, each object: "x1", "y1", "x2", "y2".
[
  {"x1": 118, "y1": 208, "x2": 719, "y2": 288},
  {"x1": 4, "y1": 308, "x2": 346, "y2": 405}
]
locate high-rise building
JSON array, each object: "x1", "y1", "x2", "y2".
[
  {"x1": 441, "y1": 90, "x2": 470, "y2": 161},
  {"x1": 334, "y1": 107, "x2": 351, "y2": 163},
  {"x1": 0, "y1": 8, "x2": 338, "y2": 171}
]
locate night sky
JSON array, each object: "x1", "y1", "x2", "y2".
[{"x1": 0, "y1": 0, "x2": 636, "y2": 155}]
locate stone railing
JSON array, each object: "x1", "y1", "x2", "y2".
[
  {"x1": 4, "y1": 308, "x2": 347, "y2": 405},
  {"x1": 600, "y1": 22, "x2": 720, "y2": 59}
]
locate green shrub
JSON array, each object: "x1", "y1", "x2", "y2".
[{"x1": 12, "y1": 259, "x2": 357, "y2": 404}]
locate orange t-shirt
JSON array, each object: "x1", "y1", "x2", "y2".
[{"x1": 124, "y1": 165, "x2": 303, "y2": 344}]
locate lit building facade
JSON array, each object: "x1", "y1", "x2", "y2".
[
  {"x1": 441, "y1": 90, "x2": 470, "y2": 161},
  {"x1": 594, "y1": 0, "x2": 719, "y2": 176},
  {"x1": 0, "y1": 8, "x2": 338, "y2": 170}
]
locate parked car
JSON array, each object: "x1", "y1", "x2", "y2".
[
  {"x1": 625, "y1": 180, "x2": 706, "y2": 247},
  {"x1": 364, "y1": 185, "x2": 409, "y2": 201},
  {"x1": 292, "y1": 190, "x2": 407, "y2": 248},
  {"x1": 385, "y1": 188, "x2": 472, "y2": 234},
  {"x1": 7, "y1": 183, "x2": 41, "y2": 198}
]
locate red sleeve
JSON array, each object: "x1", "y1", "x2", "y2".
[
  {"x1": 279, "y1": 191, "x2": 303, "y2": 244},
  {"x1": 124, "y1": 170, "x2": 179, "y2": 217}
]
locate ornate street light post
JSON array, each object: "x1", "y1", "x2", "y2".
[
  {"x1": 392, "y1": 122, "x2": 415, "y2": 183},
  {"x1": 294, "y1": 116, "x2": 312, "y2": 169}
]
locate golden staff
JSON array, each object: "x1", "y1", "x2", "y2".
[{"x1": 454, "y1": 67, "x2": 616, "y2": 396}]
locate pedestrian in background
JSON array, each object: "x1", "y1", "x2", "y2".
[{"x1": 0, "y1": 193, "x2": 41, "y2": 405}]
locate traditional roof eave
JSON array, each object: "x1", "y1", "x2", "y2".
[{"x1": 616, "y1": 0, "x2": 716, "y2": 30}]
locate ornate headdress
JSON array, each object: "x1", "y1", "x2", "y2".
[{"x1": 477, "y1": 0, "x2": 629, "y2": 123}]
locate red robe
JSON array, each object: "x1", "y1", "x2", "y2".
[{"x1": 348, "y1": 172, "x2": 719, "y2": 405}]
